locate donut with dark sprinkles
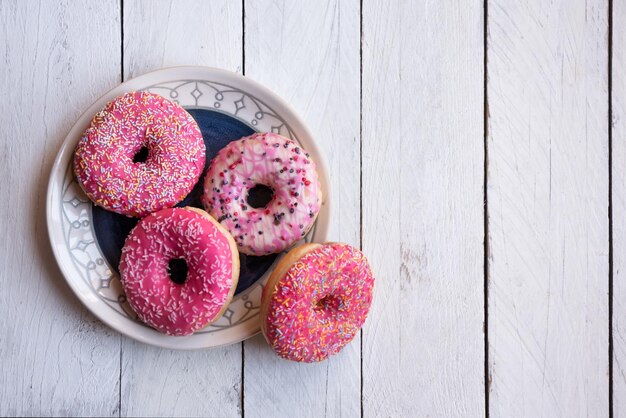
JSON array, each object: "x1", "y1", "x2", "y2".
[{"x1": 202, "y1": 132, "x2": 322, "y2": 256}]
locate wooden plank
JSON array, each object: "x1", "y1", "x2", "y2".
[
  {"x1": 613, "y1": 1, "x2": 626, "y2": 416},
  {"x1": 123, "y1": 0, "x2": 244, "y2": 77},
  {"x1": 120, "y1": 1, "x2": 243, "y2": 417},
  {"x1": 0, "y1": 0, "x2": 121, "y2": 416},
  {"x1": 361, "y1": 0, "x2": 485, "y2": 416},
  {"x1": 487, "y1": 0, "x2": 609, "y2": 416},
  {"x1": 242, "y1": 1, "x2": 361, "y2": 416}
]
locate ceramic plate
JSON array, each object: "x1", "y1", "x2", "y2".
[{"x1": 46, "y1": 67, "x2": 329, "y2": 349}]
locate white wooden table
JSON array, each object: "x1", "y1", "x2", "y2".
[{"x1": 1, "y1": 0, "x2": 623, "y2": 416}]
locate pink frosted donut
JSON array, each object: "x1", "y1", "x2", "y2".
[
  {"x1": 202, "y1": 132, "x2": 322, "y2": 256},
  {"x1": 119, "y1": 207, "x2": 239, "y2": 336},
  {"x1": 74, "y1": 91, "x2": 205, "y2": 217},
  {"x1": 260, "y1": 243, "x2": 374, "y2": 362}
]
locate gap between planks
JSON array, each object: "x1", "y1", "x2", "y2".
[
  {"x1": 359, "y1": 0, "x2": 365, "y2": 416},
  {"x1": 608, "y1": 0, "x2": 615, "y2": 415},
  {"x1": 483, "y1": 0, "x2": 490, "y2": 417}
]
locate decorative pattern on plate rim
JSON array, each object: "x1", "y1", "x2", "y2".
[{"x1": 60, "y1": 79, "x2": 318, "y2": 334}]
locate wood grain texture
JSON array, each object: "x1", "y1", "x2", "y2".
[
  {"x1": 613, "y1": 1, "x2": 626, "y2": 416},
  {"x1": 2, "y1": 1, "x2": 620, "y2": 415},
  {"x1": 123, "y1": 0, "x2": 244, "y2": 78},
  {"x1": 121, "y1": 1, "x2": 243, "y2": 417},
  {"x1": 0, "y1": 0, "x2": 121, "y2": 416},
  {"x1": 361, "y1": 0, "x2": 485, "y2": 416},
  {"x1": 487, "y1": 1, "x2": 609, "y2": 416},
  {"x1": 242, "y1": 1, "x2": 361, "y2": 416},
  {"x1": 121, "y1": 342, "x2": 242, "y2": 417}
]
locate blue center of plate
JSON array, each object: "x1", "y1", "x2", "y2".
[{"x1": 92, "y1": 108, "x2": 278, "y2": 295}]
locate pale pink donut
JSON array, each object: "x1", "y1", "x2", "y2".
[
  {"x1": 260, "y1": 243, "x2": 375, "y2": 362},
  {"x1": 202, "y1": 132, "x2": 322, "y2": 256},
  {"x1": 119, "y1": 207, "x2": 239, "y2": 336},
  {"x1": 74, "y1": 91, "x2": 205, "y2": 217}
]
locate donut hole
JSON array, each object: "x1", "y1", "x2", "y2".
[
  {"x1": 167, "y1": 258, "x2": 188, "y2": 285},
  {"x1": 314, "y1": 294, "x2": 343, "y2": 311},
  {"x1": 247, "y1": 184, "x2": 274, "y2": 208},
  {"x1": 132, "y1": 146, "x2": 150, "y2": 163}
]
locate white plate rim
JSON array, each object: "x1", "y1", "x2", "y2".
[{"x1": 46, "y1": 66, "x2": 330, "y2": 350}]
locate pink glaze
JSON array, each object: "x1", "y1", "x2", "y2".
[
  {"x1": 202, "y1": 132, "x2": 321, "y2": 256},
  {"x1": 119, "y1": 207, "x2": 238, "y2": 336},
  {"x1": 262, "y1": 243, "x2": 374, "y2": 362},
  {"x1": 74, "y1": 91, "x2": 205, "y2": 217}
]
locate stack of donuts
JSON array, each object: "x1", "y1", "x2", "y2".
[{"x1": 73, "y1": 91, "x2": 374, "y2": 362}]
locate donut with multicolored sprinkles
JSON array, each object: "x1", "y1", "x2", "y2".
[
  {"x1": 260, "y1": 242, "x2": 374, "y2": 362},
  {"x1": 74, "y1": 91, "x2": 205, "y2": 217},
  {"x1": 119, "y1": 207, "x2": 239, "y2": 336},
  {"x1": 202, "y1": 132, "x2": 322, "y2": 256}
]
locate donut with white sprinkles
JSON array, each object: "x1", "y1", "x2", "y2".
[
  {"x1": 119, "y1": 207, "x2": 239, "y2": 336},
  {"x1": 74, "y1": 91, "x2": 205, "y2": 217}
]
